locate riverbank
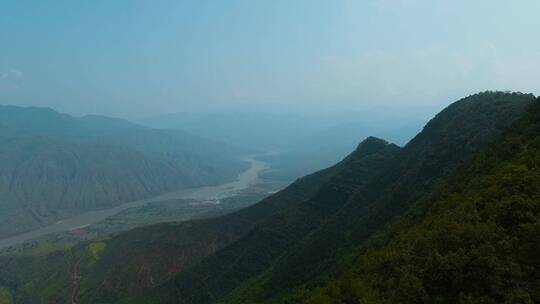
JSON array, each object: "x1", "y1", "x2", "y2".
[{"x1": 0, "y1": 158, "x2": 268, "y2": 251}]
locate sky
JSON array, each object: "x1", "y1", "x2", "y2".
[{"x1": 0, "y1": 0, "x2": 539, "y2": 119}]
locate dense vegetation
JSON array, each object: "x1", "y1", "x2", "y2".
[
  {"x1": 0, "y1": 105, "x2": 246, "y2": 238},
  {"x1": 140, "y1": 137, "x2": 401, "y2": 304},
  {"x1": 305, "y1": 96, "x2": 540, "y2": 304},
  {"x1": 211, "y1": 92, "x2": 536, "y2": 304},
  {"x1": 0, "y1": 92, "x2": 538, "y2": 304}
]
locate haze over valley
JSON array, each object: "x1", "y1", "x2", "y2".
[{"x1": 1, "y1": 1, "x2": 539, "y2": 304}]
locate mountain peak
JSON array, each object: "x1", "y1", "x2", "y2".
[
  {"x1": 354, "y1": 136, "x2": 391, "y2": 155},
  {"x1": 407, "y1": 91, "x2": 535, "y2": 149}
]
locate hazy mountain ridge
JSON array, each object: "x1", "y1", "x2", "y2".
[
  {"x1": 138, "y1": 110, "x2": 428, "y2": 181},
  {"x1": 0, "y1": 105, "x2": 247, "y2": 238},
  {"x1": 0, "y1": 92, "x2": 537, "y2": 304}
]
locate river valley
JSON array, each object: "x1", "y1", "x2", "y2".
[{"x1": 0, "y1": 158, "x2": 268, "y2": 251}]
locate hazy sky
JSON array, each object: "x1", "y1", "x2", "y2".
[{"x1": 1, "y1": 0, "x2": 539, "y2": 118}]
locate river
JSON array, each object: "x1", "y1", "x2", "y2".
[{"x1": 0, "y1": 158, "x2": 267, "y2": 250}]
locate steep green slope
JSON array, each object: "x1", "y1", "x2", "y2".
[
  {"x1": 141, "y1": 137, "x2": 400, "y2": 304},
  {"x1": 305, "y1": 97, "x2": 540, "y2": 304},
  {"x1": 219, "y1": 92, "x2": 535, "y2": 304},
  {"x1": 127, "y1": 92, "x2": 533, "y2": 304}
]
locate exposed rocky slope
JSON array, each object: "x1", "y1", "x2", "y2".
[{"x1": 0, "y1": 106, "x2": 246, "y2": 238}]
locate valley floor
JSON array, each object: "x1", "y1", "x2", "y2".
[{"x1": 0, "y1": 158, "x2": 285, "y2": 256}]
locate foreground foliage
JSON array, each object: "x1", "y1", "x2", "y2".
[{"x1": 306, "y1": 97, "x2": 540, "y2": 304}]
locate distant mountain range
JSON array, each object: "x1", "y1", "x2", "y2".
[
  {"x1": 137, "y1": 109, "x2": 430, "y2": 180},
  {"x1": 0, "y1": 105, "x2": 247, "y2": 238},
  {"x1": 1, "y1": 92, "x2": 539, "y2": 304}
]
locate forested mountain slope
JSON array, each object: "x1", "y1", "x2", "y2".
[
  {"x1": 147, "y1": 92, "x2": 533, "y2": 304},
  {"x1": 216, "y1": 92, "x2": 536, "y2": 304},
  {"x1": 305, "y1": 96, "x2": 540, "y2": 304}
]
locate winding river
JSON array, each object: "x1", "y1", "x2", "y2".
[{"x1": 0, "y1": 158, "x2": 267, "y2": 250}]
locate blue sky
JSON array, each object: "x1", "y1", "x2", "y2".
[{"x1": 1, "y1": 0, "x2": 539, "y2": 118}]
